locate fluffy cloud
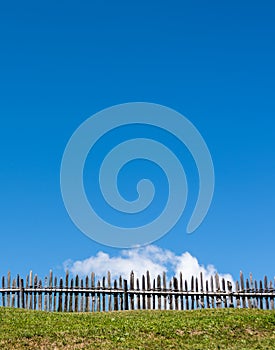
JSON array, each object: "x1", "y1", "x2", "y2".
[{"x1": 63, "y1": 245, "x2": 233, "y2": 287}]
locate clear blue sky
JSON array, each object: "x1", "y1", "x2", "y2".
[{"x1": 0, "y1": 1, "x2": 274, "y2": 281}]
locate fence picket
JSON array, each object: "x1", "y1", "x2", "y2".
[
  {"x1": 7, "y1": 272, "x2": 11, "y2": 307},
  {"x1": 163, "y1": 272, "x2": 167, "y2": 310}
]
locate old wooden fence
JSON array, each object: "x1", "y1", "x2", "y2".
[{"x1": 0, "y1": 271, "x2": 274, "y2": 312}]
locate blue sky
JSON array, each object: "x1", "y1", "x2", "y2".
[{"x1": 0, "y1": 1, "x2": 274, "y2": 282}]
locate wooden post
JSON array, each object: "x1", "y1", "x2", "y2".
[
  {"x1": 195, "y1": 277, "x2": 199, "y2": 309},
  {"x1": 264, "y1": 276, "x2": 269, "y2": 310},
  {"x1": 152, "y1": 279, "x2": 156, "y2": 310},
  {"x1": 227, "y1": 281, "x2": 234, "y2": 308},
  {"x1": 222, "y1": 278, "x2": 227, "y2": 308},
  {"x1": 53, "y1": 276, "x2": 57, "y2": 312},
  {"x1": 44, "y1": 276, "x2": 48, "y2": 311},
  {"x1": 69, "y1": 279, "x2": 73, "y2": 312},
  {"x1": 180, "y1": 273, "x2": 183, "y2": 310},
  {"x1": 85, "y1": 275, "x2": 90, "y2": 312},
  {"x1": 29, "y1": 271, "x2": 33, "y2": 310},
  {"x1": 206, "y1": 280, "x2": 210, "y2": 309},
  {"x1": 146, "y1": 271, "x2": 151, "y2": 310},
  {"x1": 130, "y1": 271, "x2": 135, "y2": 310},
  {"x1": 114, "y1": 280, "x2": 118, "y2": 311},
  {"x1": 142, "y1": 275, "x2": 146, "y2": 310},
  {"x1": 246, "y1": 278, "x2": 252, "y2": 309},
  {"x1": 1, "y1": 276, "x2": 5, "y2": 307},
  {"x1": 33, "y1": 275, "x2": 37, "y2": 310},
  {"x1": 157, "y1": 275, "x2": 162, "y2": 310},
  {"x1": 58, "y1": 278, "x2": 63, "y2": 312},
  {"x1": 240, "y1": 271, "x2": 246, "y2": 308},
  {"x1": 124, "y1": 279, "x2": 129, "y2": 311},
  {"x1": 249, "y1": 273, "x2": 256, "y2": 308},
  {"x1": 74, "y1": 275, "x2": 79, "y2": 312},
  {"x1": 91, "y1": 272, "x2": 95, "y2": 312},
  {"x1": 64, "y1": 271, "x2": 69, "y2": 312},
  {"x1": 169, "y1": 280, "x2": 173, "y2": 310},
  {"x1": 119, "y1": 276, "x2": 123, "y2": 311},
  {"x1": 97, "y1": 280, "x2": 101, "y2": 312},
  {"x1": 80, "y1": 279, "x2": 84, "y2": 312},
  {"x1": 11, "y1": 279, "x2": 16, "y2": 307},
  {"x1": 259, "y1": 280, "x2": 263, "y2": 309},
  {"x1": 38, "y1": 279, "x2": 42, "y2": 311},
  {"x1": 270, "y1": 281, "x2": 274, "y2": 310},
  {"x1": 25, "y1": 275, "x2": 29, "y2": 310},
  {"x1": 102, "y1": 276, "x2": 106, "y2": 312},
  {"x1": 20, "y1": 278, "x2": 25, "y2": 309},
  {"x1": 7, "y1": 272, "x2": 11, "y2": 307},
  {"x1": 108, "y1": 271, "x2": 112, "y2": 312},
  {"x1": 49, "y1": 270, "x2": 53, "y2": 312},
  {"x1": 210, "y1": 276, "x2": 214, "y2": 308},
  {"x1": 200, "y1": 273, "x2": 205, "y2": 309},
  {"x1": 173, "y1": 277, "x2": 179, "y2": 310},
  {"x1": 236, "y1": 281, "x2": 241, "y2": 308},
  {"x1": 185, "y1": 280, "x2": 189, "y2": 310},
  {"x1": 163, "y1": 272, "x2": 167, "y2": 310},
  {"x1": 215, "y1": 274, "x2": 221, "y2": 308},
  {"x1": 136, "y1": 278, "x2": 141, "y2": 310},
  {"x1": 191, "y1": 276, "x2": 194, "y2": 310}
]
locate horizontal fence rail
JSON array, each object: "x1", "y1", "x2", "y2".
[{"x1": 0, "y1": 271, "x2": 274, "y2": 312}]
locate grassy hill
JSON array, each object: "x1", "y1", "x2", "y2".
[{"x1": 0, "y1": 307, "x2": 274, "y2": 349}]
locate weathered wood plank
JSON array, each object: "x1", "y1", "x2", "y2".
[
  {"x1": 64, "y1": 271, "x2": 69, "y2": 312},
  {"x1": 222, "y1": 278, "x2": 227, "y2": 308},
  {"x1": 191, "y1": 276, "x2": 195, "y2": 310},
  {"x1": 236, "y1": 281, "x2": 241, "y2": 308},
  {"x1": 185, "y1": 280, "x2": 189, "y2": 310},
  {"x1": 215, "y1": 274, "x2": 221, "y2": 308},
  {"x1": 49, "y1": 270, "x2": 53, "y2": 312},
  {"x1": 7, "y1": 272, "x2": 11, "y2": 307},
  {"x1": 240, "y1": 271, "x2": 246, "y2": 308},
  {"x1": 108, "y1": 271, "x2": 112, "y2": 312},
  {"x1": 146, "y1": 271, "x2": 151, "y2": 310},
  {"x1": 227, "y1": 281, "x2": 234, "y2": 308},
  {"x1": 91, "y1": 272, "x2": 95, "y2": 312},
  {"x1": 119, "y1": 276, "x2": 123, "y2": 311},
  {"x1": 206, "y1": 280, "x2": 210, "y2": 309},
  {"x1": 74, "y1": 275, "x2": 79, "y2": 312},
  {"x1": 102, "y1": 277, "x2": 106, "y2": 312},
  {"x1": 200, "y1": 273, "x2": 205, "y2": 309},
  {"x1": 130, "y1": 271, "x2": 135, "y2": 310},
  {"x1": 179, "y1": 273, "x2": 183, "y2": 310},
  {"x1": 58, "y1": 278, "x2": 63, "y2": 312},
  {"x1": 169, "y1": 280, "x2": 173, "y2": 310},
  {"x1": 80, "y1": 279, "x2": 84, "y2": 312},
  {"x1": 85, "y1": 275, "x2": 90, "y2": 312},
  {"x1": 33, "y1": 275, "x2": 37, "y2": 310},
  {"x1": 163, "y1": 272, "x2": 167, "y2": 310},
  {"x1": 69, "y1": 278, "x2": 73, "y2": 312},
  {"x1": 157, "y1": 275, "x2": 161, "y2": 310},
  {"x1": 124, "y1": 279, "x2": 129, "y2": 311},
  {"x1": 174, "y1": 277, "x2": 179, "y2": 310},
  {"x1": 264, "y1": 276, "x2": 269, "y2": 310},
  {"x1": 97, "y1": 280, "x2": 101, "y2": 312},
  {"x1": 114, "y1": 279, "x2": 118, "y2": 311},
  {"x1": 38, "y1": 279, "x2": 42, "y2": 311},
  {"x1": 142, "y1": 275, "x2": 146, "y2": 310},
  {"x1": 29, "y1": 271, "x2": 33, "y2": 310}
]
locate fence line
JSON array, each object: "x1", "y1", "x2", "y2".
[{"x1": 0, "y1": 271, "x2": 274, "y2": 312}]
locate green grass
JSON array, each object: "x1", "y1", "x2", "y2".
[{"x1": 0, "y1": 307, "x2": 274, "y2": 349}]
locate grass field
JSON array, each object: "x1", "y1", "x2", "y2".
[{"x1": 0, "y1": 307, "x2": 274, "y2": 349}]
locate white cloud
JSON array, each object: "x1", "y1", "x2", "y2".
[{"x1": 63, "y1": 245, "x2": 234, "y2": 288}]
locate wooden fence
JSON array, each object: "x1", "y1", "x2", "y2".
[{"x1": 0, "y1": 271, "x2": 274, "y2": 312}]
